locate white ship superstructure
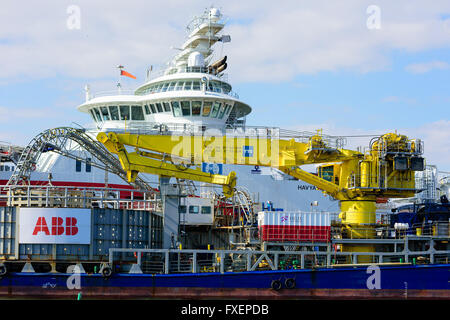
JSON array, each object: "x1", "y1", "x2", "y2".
[{"x1": 1, "y1": 7, "x2": 339, "y2": 212}]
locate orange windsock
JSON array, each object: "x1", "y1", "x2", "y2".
[{"x1": 120, "y1": 70, "x2": 137, "y2": 79}]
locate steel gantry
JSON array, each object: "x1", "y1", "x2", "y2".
[{"x1": 7, "y1": 127, "x2": 155, "y2": 193}]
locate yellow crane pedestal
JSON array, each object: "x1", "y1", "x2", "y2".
[{"x1": 339, "y1": 200, "x2": 377, "y2": 263}]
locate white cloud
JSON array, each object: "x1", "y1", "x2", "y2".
[
  {"x1": 1, "y1": 1, "x2": 450, "y2": 82},
  {"x1": 405, "y1": 61, "x2": 450, "y2": 73},
  {"x1": 0, "y1": 106, "x2": 59, "y2": 121},
  {"x1": 403, "y1": 120, "x2": 450, "y2": 170}
]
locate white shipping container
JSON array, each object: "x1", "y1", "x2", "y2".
[{"x1": 257, "y1": 211, "x2": 331, "y2": 227}]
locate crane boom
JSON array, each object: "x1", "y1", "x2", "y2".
[{"x1": 97, "y1": 131, "x2": 237, "y2": 197}]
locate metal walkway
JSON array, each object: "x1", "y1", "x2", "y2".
[
  {"x1": 6, "y1": 127, "x2": 155, "y2": 193},
  {"x1": 108, "y1": 244, "x2": 450, "y2": 274}
]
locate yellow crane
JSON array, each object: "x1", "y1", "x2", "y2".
[{"x1": 97, "y1": 130, "x2": 424, "y2": 257}]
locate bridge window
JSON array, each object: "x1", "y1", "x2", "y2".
[
  {"x1": 223, "y1": 104, "x2": 231, "y2": 116},
  {"x1": 202, "y1": 101, "x2": 212, "y2": 116},
  {"x1": 192, "y1": 81, "x2": 201, "y2": 90},
  {"x1": 89, "y1": 109, "x2": 97, "y2": 122},
  {"x1": 192, "y1": 101, "x2": 202, "y2": 116},
  {"x1": 189, "y1": 205, "x2": 199, "y2": 214},
  {"x1": 131, "y1": 105, "x2": 145, "y2": 120},
  {"x1": 227, "y1": 104, "x2": 234, "y2": 114},
  {"x1": 94, "y1": 108, "x2": 102, "y2": 122},
  {"x1": 0, "y1": 166, "x2": 3, "y2": 171},
  {"x1": 167, "y1": 82, "x2": 176, "y2": 91},
  {"x1": 175, "y1": 81, "x2": 184, "y2": 91},
  {"x1": 222, "y1": 84, "x2": 231, "y2": 94},
  {"x1": 218, "y1": 104, "x2": 227, "y2": 119},
  {"x1": 210, "y1": 102, "x2": 221, "y2": 118},
  {"x1": 86, "y1": 158, "x2": 91, "y2": 172},
  {"x1": 161, "y1": 83, "x2": 169, "y2": 92},
  {"x1": 163, "y1": 102, "x2": 171, "y2": 112},
  {"x1": 212, "y1": 82, "x2": 221, "y2": 93},
  {"x1": 149, "y1": 104, "x2": 156, "y2": 113},
  {"x1": 184, "y1": 81, "x2": 192, "y2": 90},
  {"x1": 155, "y1": 103, "x2": 163, "y2": 113},
  {"x1": 75, "y1": 160, "x2": 82, "y2": 172},
  {"x1": 222, "y1": 104, "x2": 229, "y2": 116},
  {"x1": 181, "y1": 101, "x2": 191, "y2": 116},
  {"x1": 100, "y1": 107, "x2": 110, "y2": 121},
  {"x1": 171, "y1": 101, "x2": 182, "y2": 117},
  {"x1": 109, "y1": 106, "x2": 119, "y2": 120},
  {"x1": 119, "y1": 105, "x2": 130, "y2": 120},
  {"x1": 144, "y1": 104, "x2": 150, "y2": 115},
  {"x1": 201, "y1": 206, "x2": 212, "y2": 214},
  {"x1": 154, "y1": 84, "x2": 162, "y2": 93}
]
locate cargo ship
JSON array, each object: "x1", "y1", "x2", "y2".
[{"x1": 0, "y1": 7, "x2": 449, "y2": 300}]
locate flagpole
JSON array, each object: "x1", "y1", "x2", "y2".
[{"x1": 117, "y1": 65, "x2": 124, "y2": 94}]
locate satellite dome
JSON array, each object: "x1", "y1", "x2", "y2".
[
  {"x1": 209, "y1": 8, "x2": 221, "y2": 22},
  {"x1": 187, "y1": 51, "x2": 205, "y2": 67}
]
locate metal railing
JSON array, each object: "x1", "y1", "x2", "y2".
[
  {"x1": 330, "y1": 222, "x2": 450, "y2": 240},
  {"x1": 145, "y1": 66, "x2": 229, "y2": 81},
  {"x1": 0, "y1": 184, "x2": 162, "y2": 212},
  {"x1": 103, "y1": 123, "x2": 347, "y2": 147},
  {"x1": 89, "y1": 89, "x2": 135, "y2": 99},
  {"x1": 109, "y1": 247, "x2": 450, "y2": 274}
]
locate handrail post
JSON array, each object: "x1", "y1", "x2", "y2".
[
  {"x1": 192, "y1": 252, "x2": 197, "y2": 273},
  {"x1": 27, "y1": 186, "x2": 30, "y2": 207},
  {"x1": 7, "y1": 186, "x2": 10, "y2": 206},
  {"x1": 274, "y1": 253, "x2": 278, "y2": 270},
  {"x1": 429, "y1": 239, "x2": 435, "y2": 264},
  {"x1": 108, "y1": 248, "x2": 114, "y2": 265},
  {"x1": 219, "y1": 251, "x2": 224, "y2": 274},
  {"x1": 137, "y1": 250, "x2": 142, "y2": 266},
  {"x1": 165, "y1": 251, "x2": 169, "y2": 274}
]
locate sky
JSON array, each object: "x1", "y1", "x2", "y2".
[{"x1": 1, "y1": 0, "x2": 449, "y2": 171}]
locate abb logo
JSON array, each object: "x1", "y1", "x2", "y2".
[{"x1": 33, "y1": 217, "x2": 79, "y2": 236}]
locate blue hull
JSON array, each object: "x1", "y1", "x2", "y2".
[{"x1": 0, "y1": 264, "x2": 448, "y2": 299}]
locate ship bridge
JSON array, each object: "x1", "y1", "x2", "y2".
[{"x1": 76, "y1": 7, "x2": 251, "y2": 132}]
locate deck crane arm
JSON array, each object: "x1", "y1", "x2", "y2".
[
  {"x1": 97, "y1": 130, "x2": 424, "y2": 202},
  {"x1": 97, "y1": 132, "x2": 237, "y2": 197},
  {"x1": 97, "y1": 131, "x2": 360, "y2": 197},
  {"x1": 97, "y1": 130, "x2": 425, "y2": 257}
]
